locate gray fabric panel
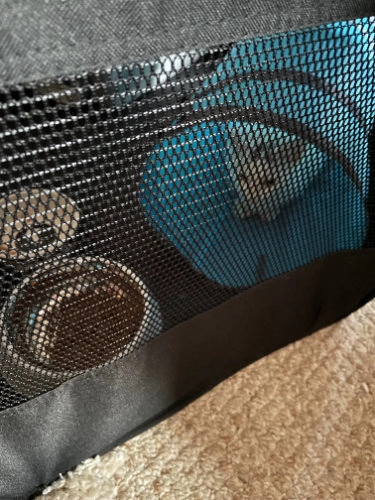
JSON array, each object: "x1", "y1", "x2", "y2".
[{"x1": 0, "y1": 0, "x2": 374, "y2": 87}]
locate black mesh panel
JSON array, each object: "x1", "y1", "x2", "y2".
[{"x1": 0, "y1": 17, "x2": 374, "y2": 410}]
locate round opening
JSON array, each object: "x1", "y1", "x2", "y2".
[
  {"x1": 0, "y1": 189, "x2": 80, "y2": 260},
  {"x1": 8, "y1": 261, "x2": 146, "y2": 371}
]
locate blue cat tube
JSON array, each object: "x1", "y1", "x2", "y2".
[{"x1": 140, "y1": 19, "x2": 375, "y2": 288}]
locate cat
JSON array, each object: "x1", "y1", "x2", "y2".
[{"x1": 227, "y1": 122, "x2": 324, "y2": 221}]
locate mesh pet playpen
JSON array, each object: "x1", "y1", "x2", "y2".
[{"x1": 0, "y1": 1, "x2": 374, "y2": 498}]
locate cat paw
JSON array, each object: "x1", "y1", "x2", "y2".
[{"x1": 259, "y1": 207, "x2": 280, "y2": 222}]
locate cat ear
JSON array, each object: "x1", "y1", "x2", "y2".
[
  {"x1": 229, "y1": 125, "x2": 247, "y2": 146},
  {"x1": 228, "y1": 127, "x2": 247, "y2": 170},
  {"x1": 229, "y1": 125, "x2": 257, "y2": 166},
  {"x1": 269, "y1": 136, "x2": 307, "y2": 170}
]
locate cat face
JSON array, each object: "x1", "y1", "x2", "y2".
[{"x1": 227, "y1": 123, "x2": 318, "y2": 221}]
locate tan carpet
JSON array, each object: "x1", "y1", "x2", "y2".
[{"x1": 38, "y1": 299, "x2": 375, "y2": 500}]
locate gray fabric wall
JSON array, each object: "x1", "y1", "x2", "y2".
[{"x1": 0, "y1": 0, "x2": 374, "y2": 87}]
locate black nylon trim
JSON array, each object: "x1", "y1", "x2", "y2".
[{"x1": 1, "y1": 248, "x2": 375, "y2": 499}]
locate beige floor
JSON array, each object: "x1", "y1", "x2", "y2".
[{"x1": 39, "y1": 299, "x2": 375, "y2": 500}]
